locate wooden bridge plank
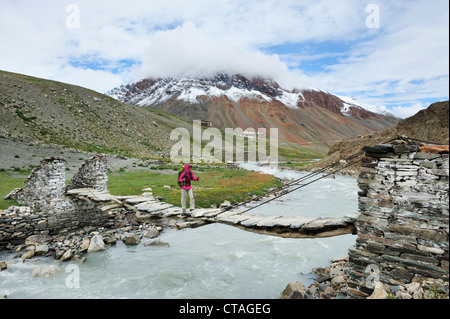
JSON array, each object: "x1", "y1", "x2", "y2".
[
  {"x1": 66, "y1": 188, "x2": 100, "y2": 195},
  {"x1": 275, "y1": 217, "x2": 300, "y2": 227},
  {"x1": 125, "y1": 196, "x2": 156, "y2": 204},
  {"x1": 100, "y1": 204, "x2": 123, "y2": 212},
  {"x1": 215, "y1": 210, "x2": 241, "y2": 219},
  {"x1": 300, "y1": 217, "x2": 336, "y2": 231},
  {"x1": 135, "y1": 202, "x2": 173, "y2": 213},
  {"x1": 256, "y1": 215, "x2": 282, "y2": 227},
  {"x1": 290, "y1": 217, "x2": 319, "y2": 229},
  {"x1": 240, "y1": 215, "x2": 267, "y2": 227},
  {"x1": 203, "y1": 209, "x2": 222, "y2": 218},
  {"x1": 218, "y1": 213, "x2": 252, "y2": 224},
  {"x1": 190, "y1": 208, "x2": 220, "y2": 218},
  {"x1": 323, "y1": 217, "x2": 347, "y2": 227},
  {"x1": 163, "y1": 207, "x2": 184, "y2": 216}
]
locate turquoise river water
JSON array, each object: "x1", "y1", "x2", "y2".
[{"x1": 0, "y1": 163, "x2": 358, "y2": 299}]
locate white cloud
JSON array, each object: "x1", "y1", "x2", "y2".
[
  {"x1": 139, "y1": 22, "x2": 312, "y2": 89},
  {"x1": 308, "y1": 0, "x2": 449, "y2": 108},
  {"x1": 391, "y1": 103, "x2": 426, "y2": 119},
  {"x1": 0, "y1": 0, "x2": 448, "y2": 108}
]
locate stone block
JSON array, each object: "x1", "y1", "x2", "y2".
[{"x1": 393, "y1": 144, "x2": 419, "y2": 154}]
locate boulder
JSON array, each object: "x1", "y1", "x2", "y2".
[
  {"x1": 124, "y1": 233, "x2": 140, "y2": 245},
  {"x1": 281, "y1": 282, "x2": 306, "y2": 299},
  {"x1": 21, "y1": 250, "x2": 34, "y2": 260},
  {"x1": 60, "y1": 249, "x2": 73, "y2": 261},
  {"x1": 80, "y1": 238, "x2": 90, "y2": 251},
  {"x1": 87, "y1": 235, "x2": 106, "y2": 252},
  {"x1": 30, "y1": 265, "x2": 61, "y2": 279},
  {"x1": 105, "y1": 236, "x2": 117, "y2": 245},
  {"x1": 396, "y1": 291, "x2": 413, "y2": 299},
  {"x1": 324, "y1": 286, "x2": 336, "y2": 297},
  {"x1": 331, "y1": 275, "x2": 346, "y2": 287},
  {"x1": 34, "y1": 244, "x2": 49, "y2": 256},
  {"x1": 406, "y1": 282, "x2": 424, "y2": 299},
  {"x1": 143, "y1": 228, "x2": 160, "y2": 239},
  {"x1": 25, "y1": 234, "x2": 51, "y2": 246},
  {"x1": 143, "y1": 239, "x2": 170, "y2": 247},
  {"x1": 367, "y1": 282, "x2": 389, "y2": 299}
]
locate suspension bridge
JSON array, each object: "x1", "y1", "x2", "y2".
[{"x1": 66, "y1": 145, "x2": 368, "y2": 238}]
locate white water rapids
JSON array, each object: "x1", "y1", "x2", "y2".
[{"x1": 0, "y1": 163, "x2": 358, "y2": 299}]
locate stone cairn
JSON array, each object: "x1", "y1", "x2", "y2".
[
  {"x1": 0, "y1": 156, "x2": 110, "y2": 250},
  {"x1": 66, "y1": 155, "x2": 108, "y2": 192},
  {"x1": 346, "y1": 139, "x2": 449, "y2": 298},
  {"x1": 9, "y1": 157, "x2": 66, "y2": 209},
  {"x1": 0, "y1": 155, "x2": 165, "y2": 268}
]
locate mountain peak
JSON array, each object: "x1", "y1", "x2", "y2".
[
  {"x1": 107, "y1": 73, "x2": 393, "y2": 117},
  {"x1": 107, "y1": 73, "x2": 399, "y2": 146},
  {"x1": 108, "y1": 73, "x2": 297, "y2": 107}
]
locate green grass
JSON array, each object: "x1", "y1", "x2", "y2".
[
  {"x1": 0, "y1": 171, "x2": 26, "y2": 209},
  {"x1": 277, "y1": 143, "x2": 326, "y2": 162},
  {"x1": 108, "y1": 167, "x2": 281, "y2": 208},
  {"x1": 0, "y1": 167, "x2": 281, "y2": 211}
]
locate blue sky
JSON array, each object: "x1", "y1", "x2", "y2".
[{"x1": 0, "y1": 0, "x2": 448, "y2": 118}]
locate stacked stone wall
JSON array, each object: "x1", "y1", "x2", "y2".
[
  {"x1": 66, "y1": 155, "x2": 108, "y2": 191},
  {"x1": 11, "y1": 158, "x2": 66, "y2": 209},
  {"x1": 347, "y1": 142, "x2": 449, "y2": 298},
  {"x1": 0, "y1": 199, "x2": 109, "y2": 249},
  {"x1": 0, "y1": 156, "x2": 110, "y2": 250}
]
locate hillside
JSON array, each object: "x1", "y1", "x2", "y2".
[
  {"x1": 0, "y1": 70, "x2": 327, "y2": 164},
  {"x1": 310, "y1": 100, "x2": 449, "y2": 174},
  {"x1": 0, "y1": 70, "x2": 193, "y2": 158},
  {"x1": 107, "y1": 74, "x2": 399, "y2": 147}
]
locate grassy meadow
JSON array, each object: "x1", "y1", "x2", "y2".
[
  {"x1": 0, "y1": 166, "x2": 282, "y2": 210},
  {"x1": 108, "y1": 165, "x2": 282, "y2": 208}
]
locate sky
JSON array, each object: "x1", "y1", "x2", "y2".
[{"x1": 0, "y1": 0, "x2": 448, "y2": 118}]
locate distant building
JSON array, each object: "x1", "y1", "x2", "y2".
[{"x1": 201, "y1": 120, "x2": 212, "y2": 127}]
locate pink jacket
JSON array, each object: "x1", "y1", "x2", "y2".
[{"x1": 179, "y1": 164, "x2": 199, "y2": 189}]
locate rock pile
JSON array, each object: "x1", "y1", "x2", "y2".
[
  {"x1": 281, "y1": 255, "x2": 351, "y2": 299},
  {"x1": 281, "y1": 255, "x2": 449, "y2": 299}
]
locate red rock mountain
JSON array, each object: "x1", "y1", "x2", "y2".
[{"x1": 107, "y1": 74, "x2": 399, "y2": 146}]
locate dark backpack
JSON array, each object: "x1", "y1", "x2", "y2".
[{"x1": 177, "y1": 167, "x2": 192, "y2": 187}]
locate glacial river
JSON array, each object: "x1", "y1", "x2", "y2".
[{"x1": 0, "y1": 163, "x2": 358, "y2": 299}]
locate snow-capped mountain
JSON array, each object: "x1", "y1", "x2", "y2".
[
  {"x1": 108, "y1": 74, "x2": 304, "y2": 108},
  {"x1": 107, "y1": 74, "x2": 399, "y2": 146},
  {"x1": 337, "y1": 95, "x2": 393, "y2": 117}
]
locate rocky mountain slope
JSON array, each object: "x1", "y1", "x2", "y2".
[
  {"x1": 107, "y1": 74, "x2": 399, "y2": 147},
  {"x1": 310, "y1": 100, "x2": 449, "y2": 174},
  {"x1": 0, "y1": 70, "x2": 193, "y2": 158}
]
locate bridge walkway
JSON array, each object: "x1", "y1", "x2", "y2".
[{"x1": 67, "y1": 188, "x2": 358, "y2": 239}]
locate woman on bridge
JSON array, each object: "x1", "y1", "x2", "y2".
[{"x1": 178, "y1": 164, "x2": 199, "y2": 214}]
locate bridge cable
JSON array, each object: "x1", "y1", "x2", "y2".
[
  {"x1": 237, "y1": 158, "x2": 363, "y2": 214},
  {"x1": 232, "y1": 134, "x2": 447, "y2": 214}
]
